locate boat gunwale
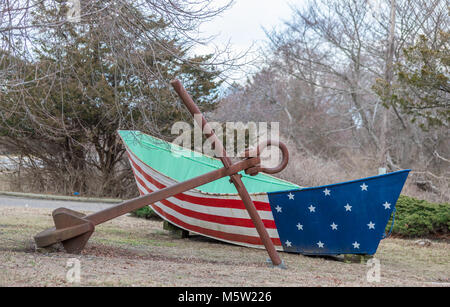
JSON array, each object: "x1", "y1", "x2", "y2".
[
  {"x1": 268, "y1": 169, "x2": 411, "y2": 195},
  {"x1": 118, "y1": 130, "x2": 299, "y2": 195},
  {"x1": 118, "y1": 131, "x2": 274, "y2": 196}
]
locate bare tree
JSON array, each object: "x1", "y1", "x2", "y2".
[
  {"x1": 0, "y1": 0, "x2": 239, "y2": 197},
  {"x1": 214, "y1": 0, "x2": 449, "y2": 200},
  {"x1": 262, "y1": 0, "x2": 448, "y2": 162}
]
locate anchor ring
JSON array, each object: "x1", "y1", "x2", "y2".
[{"x1": 242, "y1": 139, "x2": 289, "y2": 176}]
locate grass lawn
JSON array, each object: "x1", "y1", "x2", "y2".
[{"x1": 0, "y1": 206, "x2": 448, "y2": 286}]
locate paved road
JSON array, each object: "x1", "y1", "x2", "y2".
[{"x1": 0, "y1": 195, "x2": 116, "y2": 212}]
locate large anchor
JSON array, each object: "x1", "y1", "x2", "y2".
[{"x1": 34, "y1": 79, "x2": 288, "y2": 268}]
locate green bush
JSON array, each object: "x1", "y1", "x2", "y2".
[
  {"x1": 131, "y1": 206, "x2": 161, "y2": 220},
  {"x1": 386, "y1": 195, "x2": 450, "y2": 237}
]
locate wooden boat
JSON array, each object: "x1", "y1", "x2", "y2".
[{"x1": 119, "y1": 130, "x2": 410, "y2": 255}]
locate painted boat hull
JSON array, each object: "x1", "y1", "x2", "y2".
[{"x1": 125, "y1": 145, "x2": 409, "y2": 255}]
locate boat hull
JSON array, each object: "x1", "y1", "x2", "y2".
[
  {"x1": 125, "y1": 145, "x2": 409, "y2": 255},
  {"x1": 267, "y1": 170, "x2": 409, "y2": 255}
]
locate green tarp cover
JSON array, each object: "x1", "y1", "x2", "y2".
[{"x1": 118, "y1": 130, "x2": 300, "y2": 194}]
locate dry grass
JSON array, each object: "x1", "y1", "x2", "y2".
[
  {"x1": 0, "y1": 172, "x2": 10, "y2": 191},
  {"x1": 401, "y1": 178, "x2": 449, "y2": 204},
  {"x1": 278, "y1": 148, "x2": 380, "y2": 188},
  {"x1": 0, "y1": 207, "x2": 448, "y2": 287}
]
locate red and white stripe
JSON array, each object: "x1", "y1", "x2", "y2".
[{"x1": 126, "y1": 148, "x2": 282, "y2": 250}]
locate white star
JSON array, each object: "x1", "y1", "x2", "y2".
[
  {"x1": 308, "y1": 205, "x2": 316, "y2": 212},
  {"x1": 344, "y1": 203, "x2": 352, "y2": 211},
  {"x1": 285, "y1": 240, "x2": 292, "y2": 247},
  {"x1": 275, "y1": 205, "x2": 282, "y2": 213},
  {"x1": 296, "y1": 223, "x2": 303, "y2": 230},
  {"x1": 382, "y1": 201, "x2": 391, "y2": 209},
  {"x1": 352, "y1": 241, "x2": 360, "y2": 249},
  {"x1": 367, "y1": 221, "x2": 375, "y2": 229},
  {"x1": 360, "y1": 183, "x2": 368, "y2": 191},
  {"x1": 317, "y1": 241, "x2": 324, "y2": 248},
  {"x1": 287, "y1": 192, "x2": 295, "y2": 200},
  {"x1": 323, "y1": 188, "x2": 331, "y2": 196},
  {"x1": 330, "y1": 222, "x2": 338, "y2": 230}
]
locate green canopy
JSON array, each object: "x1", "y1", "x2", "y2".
[{"x1": 118, "y1": 130, "x2": 300, "y2": 195}]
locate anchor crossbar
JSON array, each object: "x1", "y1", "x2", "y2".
[{"x1": 34, "y1": 157, "x2": 260, "y2": 252}]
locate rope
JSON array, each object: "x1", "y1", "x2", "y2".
[{"x1": 382, "y1": 207, "x2": 396, "y2": 239}]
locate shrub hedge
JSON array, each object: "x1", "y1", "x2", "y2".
[
  {"x1": 386, "y1": 195, "x2": 449, "y2": 237},
  {"x1": 130, "y1": 206, "x2": 160, "y2": 219}
]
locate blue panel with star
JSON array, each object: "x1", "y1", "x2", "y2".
[{"x1": 267, "y1": 170, "x2": 410, "y2": 255}]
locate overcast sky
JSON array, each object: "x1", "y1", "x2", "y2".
[
  {"x1": 196, "y1": 0, "x2": 294, "y2": 52},
  {"x1": 194, "y1": 0, "x2": 301, "y2": 82}
]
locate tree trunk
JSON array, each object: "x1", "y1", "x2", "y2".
[{"x1": 380, "y1": 0, "x2": 396, "y2": 169}]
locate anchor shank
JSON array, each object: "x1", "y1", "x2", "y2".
[{"x1": 171, "y1": 79, "x2": 283, "y2": 266}]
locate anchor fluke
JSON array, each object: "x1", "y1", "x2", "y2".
[{"x1": 34, "y1": 208, "x2": 94, "y2": 254}]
